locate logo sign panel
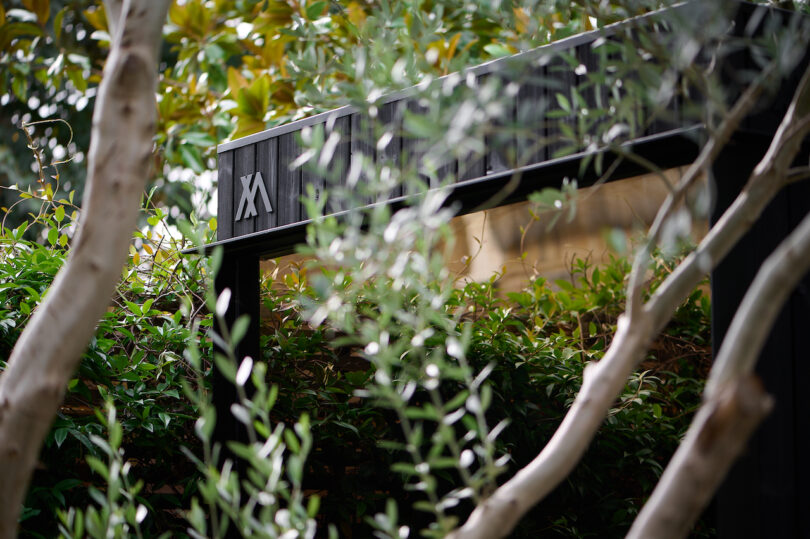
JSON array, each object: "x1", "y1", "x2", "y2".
[{"x1": 235, "y1": 172, "x2": 273, "y2": 221}]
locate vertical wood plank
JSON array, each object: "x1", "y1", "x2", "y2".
[
  {"x1": 545, "y1": 52, "x2": 577, "y2": 159},
  {"x1": 233, "y1": 144, "x2": 256, "y2": 238},
  {"x1": 301, "y1": 123, "x2": 326, "y2": 220},
  {"x1": 576, "y1": 43, "x2": 610, "y2": 138},
  {"x1": 379, "y1": 100, "x2": 404, "y2": 197},
  {"x1": 402, "y1": 98, "x2": 429, "y2": 189},
  {"x1": 402, "y1": 98, "x2": 457, "y2": 189},
  {"x1": 217, "y1": 150, "x2": 234, "y2": 241},
  {"x1": 434, "y1": 150, "x2": 457, "y2": 186},
  {"x1": 482, "y1": 72, "x2": 515, "y2": 175},
  {"x1": 213, "y1": 249, "x2": 260, "y2": 517},
  {"x1": 458, "y1": 75, "x2": 486, "y2": 182},
  {"x1": 256, "y1": 137, "x2": 279, "y2": 233},
  {"x1": 608, "y1": 28, "x2": 645, "y2": 140},
  {"x1": 326, "y1": 115, "x2": 351, "y2": 214},
  {"x1": 350, "y1": 112, "x2": 375, "y2": 205},
  {"x1": 278, "y1": 132, "x2": 302, "y2": 226},
  {"x1": 712, "y1": 134, "x2": 808, "y2": 539},
  {"x1": 516, "y1": 59, "x2": 548, "y2": 167}
]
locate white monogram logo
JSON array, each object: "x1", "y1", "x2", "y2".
[{"x1": 235, "y1": 172, "x2": 273, "y2": 221}]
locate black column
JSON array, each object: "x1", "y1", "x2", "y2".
[
  {"x1": 212, "y1": 248, "x2": 261, "y2": 458},
  {"x1": 712, "y1": 132, "x2": 810, "y2": 538}
]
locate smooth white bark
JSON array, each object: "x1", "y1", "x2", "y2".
[{"x1": 0, "y1": 1, "x2": 169, "y2": 535}]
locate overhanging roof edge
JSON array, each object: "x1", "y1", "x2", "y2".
[{"x1": 189, "y1": 125, "x2": 709, "y2": 257}]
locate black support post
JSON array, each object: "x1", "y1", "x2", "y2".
[
  {"x1": 712, "y1": 133, "x2": 810, "y2": 539},
  {"x1": 212, "y1": 248, "x2": 261, "y2": 458}
]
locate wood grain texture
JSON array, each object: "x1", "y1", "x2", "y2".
[
  {"x1": 256, "y1": 136, "x2": 279, "y2": 233},
  {"x1": 217, "y1": 150, "x2": 234, "y2": 241},
  {"x1": 301, "y1": 124, "x2": 325, "y2": 220},
  {"x1": 482, "y1": 72, "x2": 516, "y2": 175},
  {"x1": 233, "y1": 144, "x2": 257, "y2": 238},
  {"x1": 516, "y1": 58, "x2": 549, "y2": 167},
  {"x1": 379, "y1": 100, "x2": 404, "y2": 197},
  {"x1": 576, "y1": 43, "x2": 611, "y2": 137},
  {"x1": 326, "y1": 115, "x2": 351, "y2": 213},
  {"x1": 459, "y1": 77, "x2": 486, "y2": 182},
  {"x1": 402, "y1": 98, "x2": 457, "y2": 188},
  {"x1": 545, "y1": 52, "x2": 577, "y2": 159},
  {"x1": 350, "y1": 112, "x2": 374, "y2": 205},
  {"x1": 277, "y1": 132, "x2": 302, "y2": 226}
]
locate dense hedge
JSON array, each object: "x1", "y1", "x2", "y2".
[
  {"x1": 1, "y1": 205, "x2": 711, "y2": 537},
  {"x1": 264, "y1": 255, "x2": 712, "y2": 537}
]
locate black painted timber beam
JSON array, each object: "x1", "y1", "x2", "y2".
[{"x1": 185, "y1": 125, "x2": 703, "y2": 258}]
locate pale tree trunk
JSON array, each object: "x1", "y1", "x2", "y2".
[{"x1": 0, "y1": 1, "x2": 169, "y2": 535}]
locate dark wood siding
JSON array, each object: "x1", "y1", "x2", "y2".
[
  {"x1": 301, "y1": 125, "x2": 325, "y2": 220},
  {"x1": 277, "y1": 132, "x2": 301, "y2": 226},
  {"x1": 233, "y1": 144, "x2": 256, "y2": 238},
  {"x1": 256, "y1": 136, "x2": 279, "y2": 233},
  {"x1": 217, "y1": 150, "x2": 234, "y2": 241},
  {"x1": 350, "y1": 112, "x2": 374, "y2": 205},
  {"x1": 327, "y1": 115, "x2": 352, "y2": 213}
]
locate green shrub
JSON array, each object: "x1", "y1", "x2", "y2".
[
  {"x1": 2, "y1": 189, "x2": 710, "y2": 537},
  {"x1": 0, "y1": 196, "x2": 210, "y2": 537},
  {"x1": 258, "y1": 254, "x2": 711, "y2": 537}
]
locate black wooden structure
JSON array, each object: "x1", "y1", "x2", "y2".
[{"x1": 193, "y1": 2, "x2": 810, "y2": 536}]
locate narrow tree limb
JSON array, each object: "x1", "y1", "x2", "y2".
[
  {"x1": 648, "y1": 60, "x2": 810, "y2": 329},
  {"x1": 447, "y1": 317, "x2": 654, "y2": 539},
  {"x1": 628, "y1": 208, "x2": 810, "y2": 538},
  {"x1": 103, "y1": 0, "x2": 124, "y2": 35},
  {"x1": 625, "y1": 62, "x2": 773, "y2": 317},
  {"x1": 0, "y1": 1, "x2": 169, "y2": 536}
]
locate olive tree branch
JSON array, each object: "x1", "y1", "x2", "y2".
[
  {"x1": 786, "y1": 165, "x2": 810, "y2": 184},
  {"x1": 625, "y1": 64, "x2": 771, "y2": 318},
  {"x1": 628, "y1": 206, "x2": 810, "y2": 539}
]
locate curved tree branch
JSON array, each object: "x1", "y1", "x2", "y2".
[
  {"x1": 0, "y1": 1, "x2": 170, "y2": 535},
  {"x1": 625, "y1": 62, "x2": 773, "y2": 318}
]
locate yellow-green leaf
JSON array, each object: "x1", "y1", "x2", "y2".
[
  {"x1": 53, "y1": 7, "x2": 65, "y2": 40},
  {"x1": 33, "y1": 0, "x2": 48, "y2": 25},
  {"x1": 227, "y1": 66, "x2": 248, "y2": 98},
  {"x1": 83, "y1": 6, "x2": 106, "y2": 31}
]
